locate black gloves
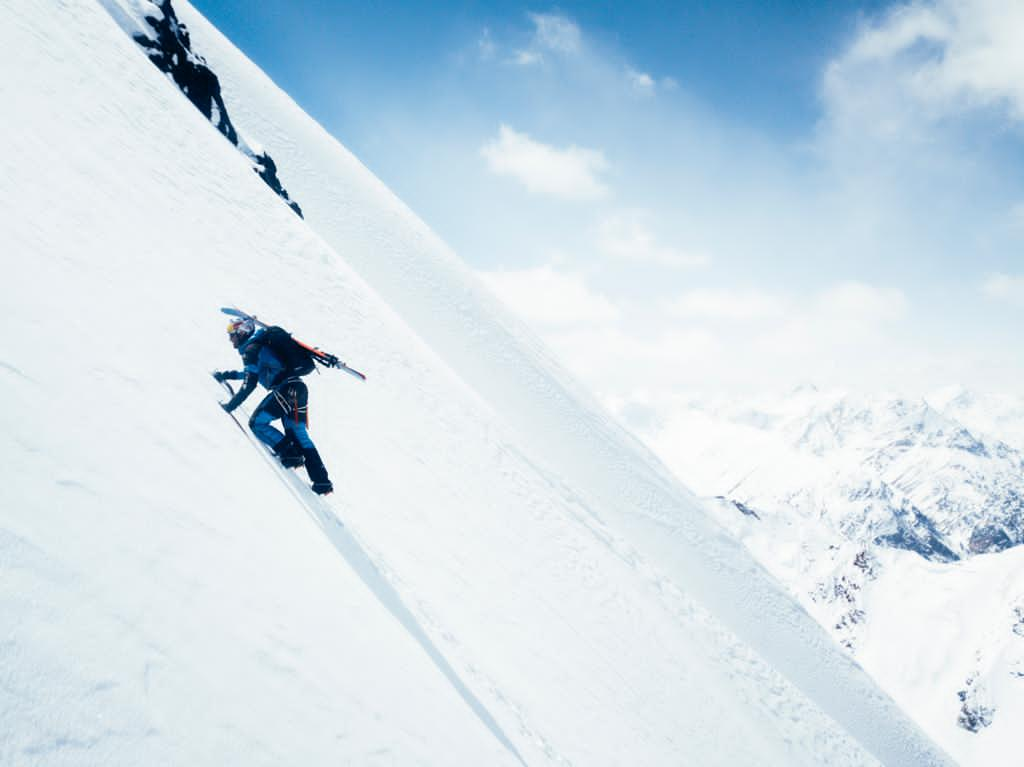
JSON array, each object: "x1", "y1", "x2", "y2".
[{"x1": 213, "y1": 371, "x2": 228, "y2": 382}]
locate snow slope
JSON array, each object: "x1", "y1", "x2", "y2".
[
  {"x1": 2, "y1": 1, "x2": 950, "y2": 764},
  {"x1": 170, "y1": 4, "x2": 958, "y2": 762},
  {"x1": 861, "y1": 546, "x2": 1024, "y2": 766}
]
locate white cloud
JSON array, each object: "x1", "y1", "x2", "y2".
[
  {"x1": 627, "y1": 69, "x2": 655, "y2": 94},
  {"x1": 843, "y1": 4, "x2": 950, "y2": 62},
  {"x1": 814, "y1": 281, "x2": 908, "y2": 322},
  {"x1": 513, "y1": 49, "x2": 542, "y2": 66},
  {"x1": 662, "y1": 282, "x2": 907, "y2": 367},
  {"x1": 485, "y1": 282, "x2": 714, "y2": 395},
  {"x1": 624, "y1": 70, "x2": 676, "y2": 96},
  {"x1": 477, "y1": 265, "x2": 720, "y2": 391},
  {"x1": 666, "y1": 288, "x2": 788, "y2": 321},
  {"x1": 480, "y1": 125, "x2": 610, "y2": 201},
  {"x1": 597, "y1": 212, "x2": 709, "y2": 268},
  {"x1": 477, "y1": 28, "x2": 496, "y2": 61},
  {"x1": 757, "y1": 282, "x2": 909, "y2": 362},
  {"x1": 666, "y1": 282, "x2": 904, "y2": 328},
  {"x1": 478, "y1": 266, "x2": 619, "y2": 325},
  {"x1": 546, "y1": 326, "x2": 719, "y2": 391},
  {"x1": 982, "y1": 273, "x2": 1024, "y2": 303},
  {"x1": 477, "y1": 264, "x2": 925, "y2": 396},
  {"x1": 508, "y1": 14, "x2": 581, "y2": 67},
  {"x1": 528, "y1": 13, "x2": 582, "y2": 56},
  {"x1": 825, "y1": 0, "x2": 1024, "y2": 138}
]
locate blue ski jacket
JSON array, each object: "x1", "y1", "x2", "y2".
[{"x1": 220, "y1": 329, "x2": 289, "y2": 411}]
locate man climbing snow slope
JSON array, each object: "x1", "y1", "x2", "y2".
[{"x1": 214, "y1": 317, "x2": 333, "y2": 495}]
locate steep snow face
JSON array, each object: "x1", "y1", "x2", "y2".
[
  {"x1": 1, "y1": 1, "x2": 951, "y2": 765},
  {"x1": 168, "y1": 4, "x2": 954, "y2": 764},
  {"x1": 2, "y1": 3, "x2": 513, "y2": 765},
  {"x1": 619, "y1": 387, "x2": 1024, "y2": 765}
]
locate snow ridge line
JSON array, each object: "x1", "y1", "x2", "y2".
[{"x1": 214, "y1": 380, "x2": 528, "y2": 766}]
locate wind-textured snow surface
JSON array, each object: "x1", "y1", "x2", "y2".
[{"x1": 1, "y1": 1, "x2": 950, "y2": 765}]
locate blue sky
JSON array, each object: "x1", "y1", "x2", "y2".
[
  {"x1": 192, "y1": 0, "x2": 1023, "y2": 399},
  {"x1": 192, "y1": 0, "x2": 890, "y2": 135}
]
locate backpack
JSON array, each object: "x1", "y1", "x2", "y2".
[{"x1": 262, "y1": 326, "x2": 315, "y2": 377}]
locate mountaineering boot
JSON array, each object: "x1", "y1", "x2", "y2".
[
  {"x1": 302, "y1": 447, "x2": 333, "y2": 495},
  {"x1": 273, "y1": 435, "x2": 305, "y2": 469},
  {"x1": 311, "y1": 480, "x2": 334, "y2": 495}
]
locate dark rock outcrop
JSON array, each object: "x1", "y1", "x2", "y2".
[
  {"x1": 731, "y1": 499, "x2": 760, "y2": 519},
  {"x1": 968, "y1": 524, "x2": 1014, "y2": 555},
  {"x1": 133, "y1": 0, "x2": 303, "y2": 217},
  {"x1": 873, "y1": 503, "x2": 959, "y2": 563},
  {"x1": 956, "y1": 677, "x2": 995, "y2": 733}
]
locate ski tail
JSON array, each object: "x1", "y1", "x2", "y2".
[
  {"x1": 292, "y1": 338, "x2": 367, "y2": 381},
  {"x1": 219, "y1": 307, "x2": 366, "y2": 381}
]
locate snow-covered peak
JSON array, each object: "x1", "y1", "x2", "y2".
[
  {"x1": 638, "y1": 390, "x2": 1024, "y2": 559},
  {"x1": 934, "y1": 389, "x2": 1024, "y2": 450}
]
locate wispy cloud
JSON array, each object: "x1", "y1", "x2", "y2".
[
  {"x1": 506, "y1": 13, "x2": 583, "y2": 67},
  {"x1": 666, "y1": 288, "x2": 787, "y2": 321},
  {"x1": 477, "y1": 28, "x2": 496, "y2": 61},
  {"x1": 478, "y1": 258, "x2": 917, "y2": 394},
  {"x1": 547, "y1": 326, "x2": 719, "y2": 392},
  {"x1": 982, "y1": 273, "x2": 1024, "y2": 303},
  {"x1": 478, "y1": 266, "x2": 619, "y2": 325},
  {"x1": 624, "y1": 70, "x2": 676, "y2": 95},
  {"x1": 528, "y1": 13, "x2": 582, "y2": 56},
  {"x1": 480, "y1": 125, "x2": 609, "y2": 200},
  {"x1": 816, "y1": 281, "x2": 907, "y2": 322},
  {"x1": 513, "y1": 49, "x2": 542, "y2": 66},
  {"x1": 597, "y1": 212, "x2": 709, "y2": 268},
  {"x1": 627, "y1": 69, "x2": 655, "y2": 94},
  {"x1": 756, "y1": 282, "x2": 909, "y2": 366}
]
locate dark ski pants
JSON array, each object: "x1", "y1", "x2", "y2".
[{"x1": 249, "y1": 379, "x2": 330, "y2": 483}]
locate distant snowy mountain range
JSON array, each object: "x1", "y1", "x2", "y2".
[{"x1": 612, "y1": 386, "x2": 1024, "y2": 765}]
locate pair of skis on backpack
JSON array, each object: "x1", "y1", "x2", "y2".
[
  {"x1": 221, "y1": 307, "x2": 367, "y2": 381},
  {"x1": 215, "y1": 307, "x2": 364, "y2": 496}
]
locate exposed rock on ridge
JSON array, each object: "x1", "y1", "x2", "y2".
[{"x1": 131, "y1": 0, "x2": 303, "y2": 217}]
